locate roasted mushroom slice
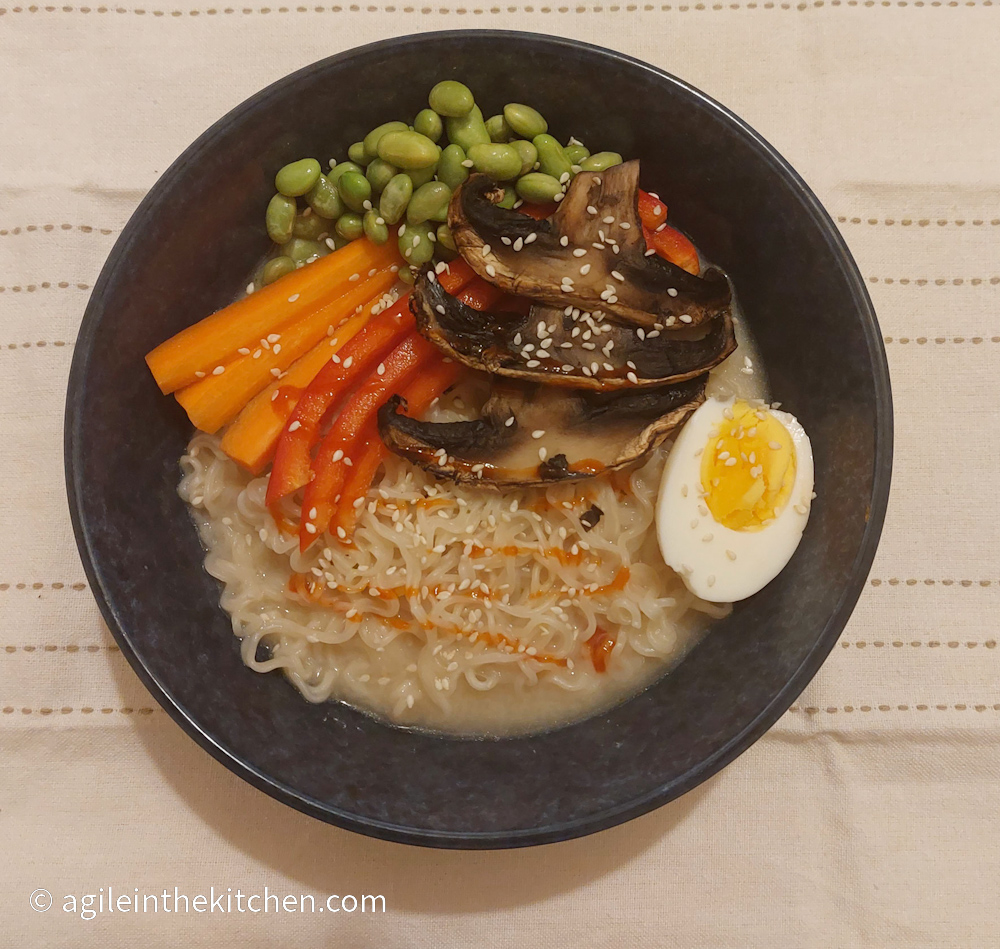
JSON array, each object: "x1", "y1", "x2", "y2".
[
  {"x1": 448, "y1": 162, "x2": 731, "y2": 329},
  {"x1": 378, "y1": 376, "x2": 706, "y2": 487},
  {"x1": 414, "y1": 268, "x2": 736, "y2": 390}
]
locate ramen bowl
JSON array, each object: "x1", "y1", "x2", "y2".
[{"x1": 65, "y1": 31, "x2": 891, "y2": 849}]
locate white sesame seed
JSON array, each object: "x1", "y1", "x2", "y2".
[
  {"x1": 304, "y1": 522, "x2": 317, "y2": 534},
  {"x1": 531, "y1": 429, "x2": 545, "y2": 439},
  {"x1": 538, "y1": 447, "x2": 548, "y2": 461},
  {"x1": 486, "y1": 264, "x2": 496, "y2": 277},
  {"x1": 238, "y1": 347, "x2": 251, "y2": 356},
  {"x1": 667, "y1": 288, "x2": 678, "y2": 297},
  {"x1": 611, "y1": 270, "x2": 625, "y2": 282},
  {"x1": 194, "y1": 371, "x2": 206, "y2": 379},
  {"x1": 586, "y1": 205, "x2": 598, "y2": 215},
  {"x1": 288, "y1": 420, "x2": 301, "y2": 432},
  {"x1": 342, "y1": 356, "x2": 353, "y2": 369},
  {"x1": 679, "y1": 314, "x2": 693, "y2": 324},
  {"x1": 637, "y1": 328, "x2": 646, "y2": 341},
  {"x1": 287, "y1": 293, "x2": 300, "y2": 303},
  {"x1": 246, "y1": 283, "x2": 255, "y2": 295},
  {"x1": 526, "y1": 359, "x2": 540, "y2": 367},
  {"x1": 212, "y1": 365, "x2": 225, "y2": 375},
  {"x1": 331, "y1": 449, "x2": 344, "y2": 462},
  {"x1": 644, "y1": 248, "x2": 657, "y2": 256},
  {"x1": 602, "y1": 215, "x2": 614, "y2": 224},
  {"x1": 769, "y1": 441, "x2": 782, "y2": 450},
  {"x1": 724, "y1": 457, "x2": 738, "y2": 467},
  {"x1": 572, "y1": 248, "x2": 587, "y2": 258},
  {"x1": 626, "y1": 371, "x2": 638, "y2": 384}
]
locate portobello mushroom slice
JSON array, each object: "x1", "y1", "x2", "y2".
[
  {"x1": 377, "y1": 375, "x2": 706, "y2": 487},
  {"x1": 414, "y1": 267, "x2": 736, "y2": 390},
  {"x1": 448, "y1": 161, "x2": 731, "y2": 330}
]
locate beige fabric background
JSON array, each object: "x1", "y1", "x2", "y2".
[{"x1": 2, "y1": 6, "x2": 999, "y2": 946}]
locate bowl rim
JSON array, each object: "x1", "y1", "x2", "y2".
[{"x1": 65, "y1": 29, "x2": 893, "y2": 850}]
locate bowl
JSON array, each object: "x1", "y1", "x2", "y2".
[{"x1": 65, "y1": 31, "x2": 892, "y2": 849}]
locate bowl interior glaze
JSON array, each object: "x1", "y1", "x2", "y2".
[{"x1": 66, "y1": 31, "x2": 891, "y2": 849}]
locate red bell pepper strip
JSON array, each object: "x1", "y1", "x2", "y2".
[
  {"x1": 330, "y1": 357, "x2": 464, "y2": 541},
  {"x1": 643, "y1": 223, "x2": 701, "y2": 276},
  {"x1": 637, "y1": 189, "x2": 668, "y2": 230},
  {"x1": 266, "y1": 263, "x2": 476, "y2": 505},
  {"x1": 299, "y1": 332, "x2": 442, "y2": 549}
]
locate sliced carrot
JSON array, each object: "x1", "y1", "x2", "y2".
[
  {"x1": 146, "y1": 238, "x2": 400, "y2": 394},
  {"x1": 643, "y1": 223, "x2": 700, "y2": 276},
  {"x1": 637, "y1": 189, "x2": 668, "y2": 230},
  {"x1": 331, "y1": 357, "x2": 464, "y2": 541},
  {"x1": 219, "y1": 289, "x2": 395, "y2": 473},
  {"x1": 265, "y1": 263, "x2": 477, "y2": 505},
  {"x1": 175, "y1": 268, "x2": 398, "y2": 434},
  {"x1": 299, "y1": 332, "x2": 441, "y2": 550}
]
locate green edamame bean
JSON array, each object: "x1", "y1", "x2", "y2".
[
  {"x1": 468, "y1": 143, "x2": 522, "y2": 181},
  {"x1": 436, "y1": 223, "x2": 457, "y2": 252},
  {"x1": 429, "y1": 202, "x2": 451, "y2": 224},
  {"x1": 335, "y1": 212, "x2": 364, "y2": 241},
  {"x1": 437, "y1": 144, "x2": 470, "y2": 190},
  {"x1": 376, "y1": 130, "x2": 440, "y2": 170},
  {"x1": 365, "y1": 158, "x2": 398, "y2": 194},
  {"x1": 337, "y1": 171, "x2": 373, "y2": 213},
  {"x1": 363, "y1": 209, "x2": 390, "y2": 245},
  {"x1": 304, "y1": 175, "x2": 345, "y2": 220},
  {"x1": 495, "y1": 187, "x2": 517, "y2": 209},
  {"x1": 564, "y1": 143, "x2": 590, "y2": 166},
  {"x1": 532, "y1": 134, "x2": 573, "y2": 183},
  {"x1": 515, "y1": 172, "x2": 563, "y2": 204},
  {"x1": 398, "y1": 265, "x2": 415, "y2": 285},
  {"x1": 283, "y1": 237, "x2": 328, "y2": 264},
  {"x1": 504, "y1": 103, "x2": 548, "y2": 140},
  {"x1": 362, "y1": 121, "x2": 409, "y2": 163},
  {"x1": 379, "y1": 173, "x2": 413, "y2": 225},
  {"x1": 445, "y1": 105, "x2": 490, "y2": 152},
  {"x1": 510, "y1": 140, "x2": 538, "y2": 177},
  {"x1": 407, "y1": 163, "x2": 438, "y2": 189},
  {"x1": 275, "y1": 158, "x2": 321, "y2": 198},
  {"x1": 407, "y1": 181, "x2": 452, "y2": 225},
  {"x1": 262, "y1": 256, "x2": 296, "y2": 286},
  {"x1": 413, "y1": 108, "x2": 444, "y2": 143},
  {"x1": 398, "y1": 221, "x2": 435, "y2": 266},
  {"x1": 485, "y1": 114, "x2": 512, "y2": 143},
  {"x1": 328, "y1": 161, "x2": 364, "y2": 184},
  {"x1": 348, "y1": 141, "x2": 368, "y2": 166},
  {"x1": 427, "y1": 80, "x2": 475, "y2": 118},
  {"x1": 292, "y1": 210, "x2": 329, "y2": 241},
  {"x1": 265, "y1": 193, "x2": 297, "y2": 244},
  {"x1": 580, "y1": 151, "x2": 623, "y2": 172}
]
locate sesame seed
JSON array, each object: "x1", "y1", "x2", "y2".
[
  {"x1": 637, "y1": 328, "x2": 646, "y2": 341},
  {"x1": 525, "y1": 232, "x2": 537, "y2": 245},
  {"x1": 572, "y1": 248, "x2": 587, "y2": 258},
  {"x1": 194, "y1": 371, "x2": 206, "y2": 379},
  {"x1": 561, "y1": 285, "x2": 573, "y2": 293},
  {"x1": 592, "y1": 242, "x2": 605, "y2": 250},
  {"x1": 611, "y1": 270, "x2": 625, "y2": 282},
  {"x1": 212, "y1": 365, "x2": 225, "y2": 375},
  {"x1": 718, "y1": 451, "x2": 730, "y2": 460},
  {"x1": 238, "y1": 347, "x2": 251, "y2": 355},
  {"x1": 602, "y1": 215, "x2": 614, "y2": 224},
  {"x1": 681, "y1": 484, "x2": 689, "y2": 497},
  {"x1": 288, "y1": 293, "x2": 300, "y2": 303},
  {"x1": 620, "y1": 222, "x2": 631, "y2": 230},
  {"x1": 288, "y1": 420, "x2": 301, "y2": 432},
  {"x1": 707, "y1": 575, "x2": 716, "y2": 588},
  {"x1": 644, "y1": 248, "x2": 657, "y2": 256},
  {"x1": 586, "y1": 205, "x2": 598, "y2": 215},
  {"x1": 526, "y1": 359, "x2": 540, "y2": 367},
  {"x1": 304, "y1": 523, "x2": 317, "y2": 534},
  {"x1": 253, "y1": 351, "x2": 262, "y2": 360},
  {"x1": 273, "y1": 344, "x2": 281, "y2": 354},
  {"x1": 538, "y1": 447, "x2": 548, "y2": 461},
  {"x1": 331, "y1": 449, "x2": 344, "y2": 462},
  {"x1": 724, "y1": 457, "x2": 738, "y2": 467},
  {"x1": 769, "y1": 441, "x2": 782, "y2": 450},
  {"x1": 679, "y1": 314, "x2": 693, "y2": 324},
  {"x1": 702, "y1": 533, "x2": 714, "y2": 543},
  {"x1": 246, "y1": 283, "x2": 255, "y2": 295},
  {"x1": 331, "y1": 353, "x2": 340, "y2": 364},
  {"x1": 626, "y1": 371, "x2": 638, "y2": 383},
  {"x1": 342, "y1": 356, "x2": 353, "y2": 369},
  {"x1": 560, "y1": 236, "x2": 570, "y2": 247},
  {"x1": 486, "y1": 264, "x2": 497, "y2": 277},
  {"x1": 531, "y1": 429, "x2": 545, "y2": 439},
  {"x1": 501, "y1": 236, "x2": 512, "y2": 246},
  {"x1": 461, "y1": 158, "x2": 474, "y2": 167},
  {"x1": 667, "y1": 288, "x2": 678, "y2": 297},
  {"x1": 481, "y1": 243, "x2": 492, "y2": 257}
]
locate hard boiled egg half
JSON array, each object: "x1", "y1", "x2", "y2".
[{"x1": 656, "y1": 398, "x2": 814, "y2": 602}]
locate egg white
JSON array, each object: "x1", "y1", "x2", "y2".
[{"x1": 656, "y1": 397, "x2": 814, "y2": 602}]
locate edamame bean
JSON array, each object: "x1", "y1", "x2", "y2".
[
  {"x1": 413, "y1": 108, "x2": 444, "y2": 143},
  {"x1": 468, "y1": 142, "x2": 522, "y2": 181},
  {"x1": 262, "y1": 256, "x2": 296, "y2": 286},
  {"x1": 363, "y1": 209, "x2": 390, "y2": 245},
  {"x1": 510, "y1": 140, "x2": 538, "y2": 177},
  {"x1": 504, "y1": 103, "x2": 548, "y2": 140},
  {"x1": 398, "y1": 265, "x2": 415, "y2": 285},
  {"x1": 515, "y1": 172, "x2": 563, "y2": 204},
  {"x1": 428, "y1": 80, "x2": 475, "y2": 118},
  {"x1": 265, "y1": 193, "x2": 297, "y2": 244},
  {"x1": 580, "y1": 151, "x2": 623, "y2": 172},
  {"x1": 275, "y1": 158, "x2": 321, "y2": 197},
  {"x1": 532, "y1": 134, "x2": 573, "y2": 183},
  {"x1": 335, "y1": 212, "x2": 364, "y2": 241},
  {"x1": 437, "y1": 144, "x2": 470, "y2": 190},
  {"x1": 337, "y1": 170, "x2": 373, "y2": 213},
  {"x1": 445, "y1": 105, "x2": 490, "y2": 152},
  {"x1": 485, "y1": 114, "x2": 512, "y2": 143},
  {"x1": 365, "y1": 158, "x2": 398, "y2": 194},
  {"x1": 362, "y1": 121, "x2": 409, "y2": 162},
  {"x1": 348, "y1": 141, "x2": 368, "y2": 166},
  {"x1": 304, "y1": 175, "x2": 345, "y2": 219},
  {"x1": 436, "y1": 223, "x2": 457, "y2": 252},
  {"x1": 495, "y1": 188, "x2": 517, "y2": 209},
  {"x1": 429, "y1": 202, "x2": 450, "y2": 224},
  {"x1": 379, "y1": 173, "x2": 413, "y2": 225},
  {"x1": 407, "y1": 181, "x2": 452, "y2": 225},
  {"x1": 283, "y1": 237, "x2": 328, "y2": 264},
  {"x1": 376, "y1": 130, "x2": 439, "y2": 170},
  {"x1": 292, "y1": 210, "x2": 329, "y2": 241},
  {"x1": 328, "y1": 161, "x2": 364, "y2": 185},
  {"x1": 564, "y1": 143, "x2": 590, "y2": 166},
  {"x1": 407, "y1": 163, "x2": 438, "y2": 189},
  {"x1": 398, "y1": 221, "x2": 436, "y2": 266}
]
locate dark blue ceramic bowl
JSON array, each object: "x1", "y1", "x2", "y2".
[{"x1": 65, "y1": 31, "x2": 891, "y2": 849}]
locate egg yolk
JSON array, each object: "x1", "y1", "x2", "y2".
[{"x1": 699, "y1": 401, "x2": 796, "y2": 531}]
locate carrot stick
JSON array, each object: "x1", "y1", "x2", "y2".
[
  {"x1": 174, "y1": 267, "x2": 398, "y2": 434},
  {"x1": 299, "y1": 332, "x2": 441, "y2": 550},
  {"x1": 146, "y1": 238, "x2": 400, "y2": 394},
  {"x1": 266, "y1": 263, "x2": 477, "y2": 505},
  {"x1": 219, "y1": 289, "x2": 396, "y2": 473},
  {"x1": 331, "y1": 357, "x2": 463, "y2": 540}
]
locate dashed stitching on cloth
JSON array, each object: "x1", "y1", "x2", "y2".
[
  {"x1": 0, "y1": 582, "x2": 88, "y2": 590},
  {"x1": 2, "y1": 645, "x2": 120, "y2": 653},
  {"x1": 0, "y1": 283, "x2": 90, "y2": 293},
  {"x1": 1, "y1": 706, "x2": 159, "y2": 715},
  {"x1": 0, "y1": 0, "x2": 994, "y2": 14},
  {"x1": 883, "y1": 336, "x2": 1000, "y2": 344},
  {"x1": 869, "y1": 276, "x2": 1000, "y2": 286},
  {"x1": 2, "y1": 341, "x2": 73, "y2": 349},
  {"x1": 869, "y1": 578, "x2": 997, "y2": 587},
  {"x1": 839, "y1": 217, "x2": 1000, "y2": 227},
  {"x1": 0, "y1": 225, "x2": 116, "y2": 236},
  {"x1": 789, "y1": 704, "x2": 1000, "y2": 713},
  {"x1": 840, "y1": 640, "x2": 997, "y2": 649}
]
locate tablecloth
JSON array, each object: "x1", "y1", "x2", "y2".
[{"x1": 2, "y1": 6, "x2": 999, "y2": 946}]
